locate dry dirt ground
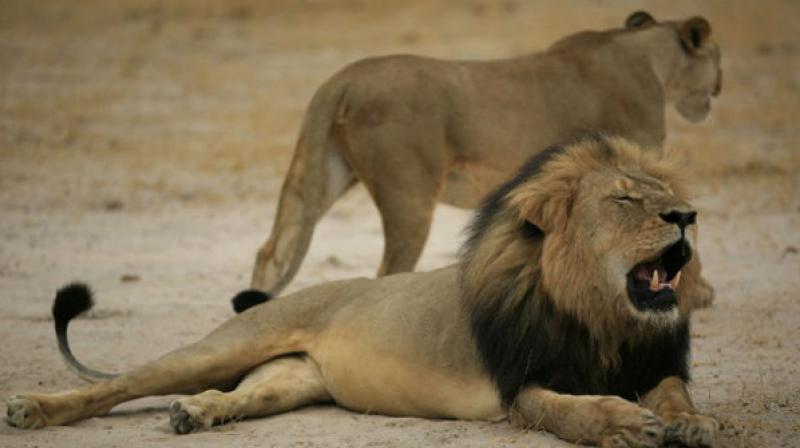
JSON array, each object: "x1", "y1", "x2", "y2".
[{"x1": 1, "y1": 1, "x2": 799, "y2": 447}]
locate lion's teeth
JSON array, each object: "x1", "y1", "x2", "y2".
[
  {"x1": 671, "y1": 271, "x2": 681, "y2": 289},
  {"x1": 651, "y1": 270, "x2": 659, "y2": 291}
]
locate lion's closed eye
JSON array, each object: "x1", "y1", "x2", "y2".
[{"x1": 613, "y1": 195, "x2": 640, "y2": 205}]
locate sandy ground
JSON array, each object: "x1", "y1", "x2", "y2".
[{"x1": 1, "y1": 1, "x2": 799, "y2": 447}]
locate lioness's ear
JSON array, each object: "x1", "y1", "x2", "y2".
[
  {"x1": 625, "y1": 11, "x2": 656, "y2": 29},
  {"x1": 680, "y1": 17, "x2": 711, "y2": 52}
]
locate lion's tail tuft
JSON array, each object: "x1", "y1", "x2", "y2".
[
  {"x1": 53, "y1": 283, "x2": 118, "y2": 383},
  {"x1": 53, "y1": 282, "x2": 94, "y2": 324},
  {"x1": 231, "y1": 289, "x2": 273, "y2": 313}
]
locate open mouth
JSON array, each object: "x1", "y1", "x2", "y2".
[{"x1": 626, "y1": 239, "x2": 692, "y2": 312}]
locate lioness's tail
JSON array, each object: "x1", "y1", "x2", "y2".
[
  {"x1": 248, "y1": 78, "x2": 356, "y2": 308},
  {"x1": 52, "y1": 283, "x2": 118, "y2": 383}
]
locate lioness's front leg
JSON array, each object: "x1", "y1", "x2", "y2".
[
  {"x1": 684, "y1": 255, "x2": 716, "y2": 309},
  {"x1": 511, "y1": 388, "x2": 664, "y2": 447},
  {"x1": 641, "y1": 376, "x2": 717, "y2": 447}
]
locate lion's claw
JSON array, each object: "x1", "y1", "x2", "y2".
[
  {"x1": 5, "y1": 395, "x2": 47, "y2": 429},
  {"x1": 663, "y1": 412, "x2": 717, "y2": 447},
  {"x1": 169, "y1": 399, "x2": 211, "y2": 434},
  {"x1": 601, "y1": 417, "x2": 664, "y2": 447},
  {"x1": 598, "y1": 398, "x2": 664, "y2": 447}
]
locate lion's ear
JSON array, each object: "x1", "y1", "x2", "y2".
[
  {"x1": 679, "y1": 17, "x2": 712, "y2": 53},
  {"x1": 625, "y1": 11, "x2": 656, "y2": 29},
  {"x1": 515, "y1": 182, "x2": 575, "y2": 234}
]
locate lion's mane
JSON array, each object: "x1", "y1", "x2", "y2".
[{"x1": 459, "y1": 135, "x2": 691, "y2": 406}]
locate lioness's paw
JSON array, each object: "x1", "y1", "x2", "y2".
[
  {"x1": 5, "y1": 395, "x2": 46, "y2": 429},
  {"x1": 663, "y1": 412, "x2": 717, "y2": 447},
  {"x1": 169, "y1": 399, "x2": 212, "y2": 434},
  {"x1": 597, "y1": 398, "x2": 664, "y2": 448},
  {"x1": 692, "y1": 277, "x2": 715, "y2": 309}
]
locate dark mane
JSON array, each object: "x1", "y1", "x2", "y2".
[
  {"x1": 472, "y1": 282, "x2": 690, "y2": 404},
  {"x1": 459, "y1": 137, "x2": 690, "y2": 406}
]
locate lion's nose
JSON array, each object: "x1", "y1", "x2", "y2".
[{"x1": 659, "y1": 210, "x2": 697, "y2": 230}]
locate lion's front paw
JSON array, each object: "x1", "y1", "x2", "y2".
[
  {"x1": 5, "y1": 395, "x2": 47, "y2": 429},
  {"x1": 169, "y1": 399, "x2": 212, "y2": 434},
  {"x1": 662, "y1": 411, "x2": 717, "y2": 447},
  {"x1": 597, "y1": 398, "x2": 664, "y2": 448}
]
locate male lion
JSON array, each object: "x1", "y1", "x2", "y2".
[
  {"x1": 6, "y1": 136, "x2": 717, "y2": 447},
  {"x1": 248, "y1": 11, "x2": 722, "y2": 306}
]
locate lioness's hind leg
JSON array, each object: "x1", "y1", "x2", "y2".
[
  {"x1": 370, "y1": 169, "x2": 440, "y2": 277},
  {"x1": 252, "y1": 146, "x2": 356, "y2": 296},
  {"x1": 683, "y1": 249, "x2": 715, "y2": 310},
  {"x1": 169, "y1": 355, "x2": 330, "y2": 434}
]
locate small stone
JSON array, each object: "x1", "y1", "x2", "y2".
[{"x1": 120, "y1": 274, "x2": 140, "y2": 283}]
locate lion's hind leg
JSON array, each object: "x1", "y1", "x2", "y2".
[
  {"x1": 5, "y1": 304, "x2": 314, "y2": 429},
  {"x1": 5, "y1": 342, "x2": 270, "y2": 429},
  {"x1": 512, "y1": 388, "x2": 664, "y2": 447},
  {"x1": 168, "y1": 355, "x2": 330, "y2": 434}
]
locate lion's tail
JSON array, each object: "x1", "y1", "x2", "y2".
[
  {"x1": 53, "y1": 285, "x2": 276, "y2": 383},
  {"x1": 52, "y1": 283, "x2": 118, "y2": 383}
]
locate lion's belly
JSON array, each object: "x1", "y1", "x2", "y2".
[
  {"x1": 307, "y1": 329, "x2": 504, "y2": 421},
  {"x1": 302, "y1": 267, "x2": 504, "y2": 421}
]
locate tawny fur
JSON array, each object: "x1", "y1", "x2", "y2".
[
  {"x1": 250, "y1": 11, "x2": 722, "y2": 305},
  {"x1": 6, "y1": 136, "x2": 717, "y2": 447}
]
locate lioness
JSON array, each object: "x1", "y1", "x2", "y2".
[
  {"x1": 249, "y1": 11, "x2": 722, "y2": 306},
  {"x1": 6, "y1": 136, "x2": 716, "y2": 447}
]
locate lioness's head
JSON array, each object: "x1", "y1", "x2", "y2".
[
  {"x1": 625, "y1": 11, "x2": 722, "y2": 122},
  {"x1": 461, "y1": 135, "x2": 703, "y2": 336}
]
